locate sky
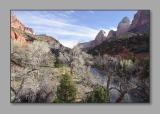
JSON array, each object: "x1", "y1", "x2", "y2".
[{"x1": 12, "y1": 10, "x2": 137, "y2": 48}]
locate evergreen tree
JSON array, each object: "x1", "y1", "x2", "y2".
[
  {"x1": 85, "y1": 85, "x2": 109, "y2": 103},
  {"x1": 54, "y1": 74, "x2": 77, "y2": 103}
]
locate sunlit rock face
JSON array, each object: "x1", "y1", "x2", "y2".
[
  {"x1": 94, "y1": 30, "x2": 108, "y2": 45},
  {"x1": 11, "y1": 14, "x2": 33, "y2": 46},
  {"x1": 11, "y1": 15, "x2": 24, "y2": 30},
  {"x1": 11, "y1": 14, "x2": 33, "y2": 34},
  {"x1": 129, "y1": 10, "x2": 150, "y2": 33},
  {"x1": 116, "y1": 16, "x2": 130, "y2": 37},
  {"x1": 24, "y1": 27, "x2": 33, "y2": 34},
  {"x1": 11, "y1": 31, "x2": 27, "y2": 46},
  {"x1": 106, "y1": 30, "x2": 116, "y2": 39},
  {"x1": 76, "y1": 30, "x2": 108, "y2": 50}
]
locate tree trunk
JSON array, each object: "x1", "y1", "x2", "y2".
[{"x1": 107, "y1": 75, "x2": 111, "y2": 98}]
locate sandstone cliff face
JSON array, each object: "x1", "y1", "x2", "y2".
[
  {"x1": 107, "y1": 30, "x2": 116, "y2": 39},
  {"x1": 11, "y1": 15, "x2": 33, "y2": 34},
  {"x1": 11, "y1": 31, "x2": 27, "y2": 46},
  {"x1": 24, "y1": 27, "x2": 33, "y2": 34},
  {"x1": 11, "y1": 15, "x2": 34, "y2": 46},
  {"x1": 94, "y1": 30, "x2": 107, "y2": 44},
  {"x1": 116, "y1": 16, "x2": 130, "y2": 37},
  {"x1": 89, "y1": 30, "x2": 108, "y2": 48},
  {"x1": 129, "y1": 10, "x2": 150, "y2": 33},
  {"x1": 11, "y1": 15, "x2": 24, "y2": 31},
  {"x1": 76, "y1": 30, "x2": 108, "y2": 49}
]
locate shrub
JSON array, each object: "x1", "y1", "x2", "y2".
[
  {"x1": 85, "y1": 85, "x2": 109, "y2": 103},
  {"x1": 140, "y1": 58, "x2": 150, "y2": 78}
]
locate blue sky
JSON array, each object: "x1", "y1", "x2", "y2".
[{"x1": 12, "y1": 10, "x2": 137, "y2": 48}]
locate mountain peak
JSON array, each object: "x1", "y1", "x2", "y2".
[
  {"x1": 129, "y1": 10, "x2": 150, "y2": 33},
  {"x1": 106, "y1": 30, "x2": 116, "y2": 39},
  {"x1": 117, "y1": 16, "x2": 130, "y2": 29},
  {"x1": 121, "y1": 16, "x2": 130, "y2": 23},
  {"x1": 116, "y1": 16, "x2": 130, "y2": 37},
  {"x1": 75, "y1": 10, "x2": 150, "y2": 50},
  {"x1": 11, "y1": 15, "x2": 34, "y2": 35},
  {"x1": 98, "y1": 30, "x2": 106, "y2": 34},
  {"x1": 95, "y1": 30, "x2": 107, "y2": 42}
]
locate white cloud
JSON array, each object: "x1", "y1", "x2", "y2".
[
  {"x1": 60, "y1": 40, "x2": 79, "y2": 48},
  {"x1": 110, "y1": 27, "x2": 117, "y2": 31},
  {"x1": 14, "y1": 11, "x2": 116, "y2": 48}
]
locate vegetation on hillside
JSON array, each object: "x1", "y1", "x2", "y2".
[{"x1": 88, "y1": 33, "x2": 149, "y2": 57}]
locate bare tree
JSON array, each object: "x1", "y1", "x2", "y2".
[
  {"x1": 11, "y1": 40, "x2": 56, "y2": 103},
  {"x1": 70, "y1": 46, "x2": 93, "y2": 76}
]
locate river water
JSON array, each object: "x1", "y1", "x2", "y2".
[{"x1": 90, "y1": 67, "x2": 135, "y2": 103}]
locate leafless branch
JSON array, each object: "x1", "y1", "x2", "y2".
[
  {"x1": 109, "y1": 87, "x2": 121, "y2": 94},
  {"x1": 11, "y1": 59, "x2": 25, "y2": 68}
]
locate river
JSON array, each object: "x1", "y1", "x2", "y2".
[{"x1": 90, "y1": 67, "x2": 134, "y2": 103}]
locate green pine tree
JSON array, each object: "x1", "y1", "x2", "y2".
[
  {"x1": 85, "y1": 85, "x2": 109, "y2": 103},
  {"x1": 54, "y1": 74, "x2": 77, "y2": 103}
]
